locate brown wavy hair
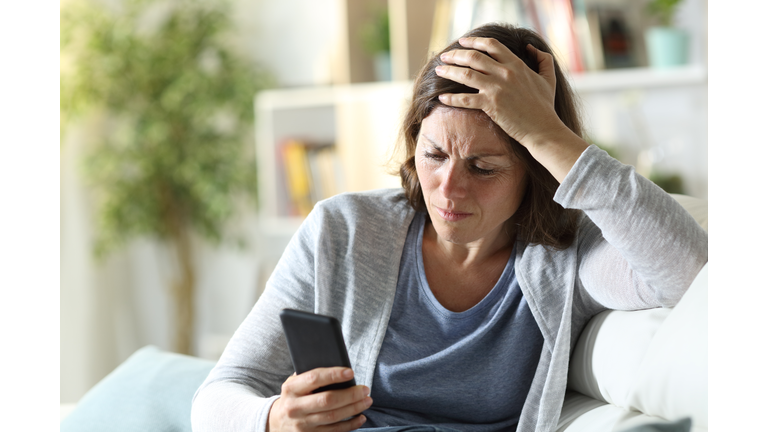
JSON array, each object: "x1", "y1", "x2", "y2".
[{"x1": 397, "y1": 23, "x2": 582, "y2": 250}]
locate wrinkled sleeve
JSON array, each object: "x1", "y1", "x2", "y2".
[
  {"x1": 555, "y1": 145, "x2": 707, "y2": 310},
  {"x1": 191, "y1": 206, "x2": 324, "y2": 432}
]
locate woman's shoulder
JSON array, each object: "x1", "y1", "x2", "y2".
[
  {"x1": 304, "y1": 188, "x2": 416, "y2": 254},
  {"x1": 314, "y1": 188, "x2": 413, "y2": 220}
]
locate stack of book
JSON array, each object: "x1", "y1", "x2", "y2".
[
  {"x1": 279, "y1": 139, "x2": 345, "y2": 217},
  {"x1": 429, "y1": 0, "x2": 641, "y2": 74}
]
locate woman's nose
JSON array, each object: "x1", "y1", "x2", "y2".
[{"x1": 439, "y1": 162, "x2": 467, "y2": 199}]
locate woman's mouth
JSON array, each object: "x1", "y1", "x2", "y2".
[{"x1": 436, "y1": 207, "x2": 472, "y2": 222}]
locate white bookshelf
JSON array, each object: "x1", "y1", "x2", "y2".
[
  {"x1": 569, "y1": 64, "x2": 707, "y2": 93},
  {"x1": 255, "y1": 62, "x2": 707, "y2": 228},
  {"x1": 254, "y1": 81, "x2": 411, "y2": 234}
]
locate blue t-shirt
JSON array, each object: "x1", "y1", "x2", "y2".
[{"x1": 362, "y1": 212, "x2": 544, "y2": 431}]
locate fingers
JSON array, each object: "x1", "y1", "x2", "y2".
[
  {"x1": 442, "y1": 36, "x2": 555, "y2": 83},
  {"x1": 271, "y1": 368, "x2": 371, "y2": 432},
  {"x1": 526, "y1": 44, "x2": 556, "y2": 88},
  {"x1": 434, "y1": 63, "x2": 488, "y2": 90},
  {"x1": 440, "y1": 48, "x2": 497, "y2": 74},
  {"x1": 280, "y1": 368, "x2": 370, "y2": 420},
  {"x1": 435, "y1": 37, "x2": 557, "y2": 113},
  {"x1": 456, "y1": 36, "x2": 517, "y2": 63},
  {"x1": 277, "y1": 385, "x2": 371, "y2": 431},
  {"x1": 308, "y1": 385, "x2": 370, "y2": 415},
  {"x1": 306, "y1": 391, "x2": 373, "y2": 426},
  {"x1": 437, "y1": 92, "x2": 483, "y2": 110},
  {"x1": 317, "y1": 413, "x2": 368, "y2": 432},
  {"x1": 284, "y1": 367, "x2": 355, "y2": 396}
]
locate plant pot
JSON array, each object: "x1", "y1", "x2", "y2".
[
  {"x1": 373, "y1": 52, "x2": 391, "y2": 82},
  {"x1": 645, "y1": 27, "x2": 689, "y2": 68}
]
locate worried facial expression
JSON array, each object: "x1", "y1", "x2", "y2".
[{"x1": 415, "y1": 107, "x2": 528, "y2": 247}]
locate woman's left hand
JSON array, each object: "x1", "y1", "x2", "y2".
[{"x1": 436, "y1": 36, "x2": 588, "y2": 183}]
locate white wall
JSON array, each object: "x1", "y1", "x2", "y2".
[{"x1": 229, "y1": 0, "x2": 343, "y2": 87}]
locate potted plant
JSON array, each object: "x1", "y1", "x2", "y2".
[
  {"x1": 360, "y1": 5, "x2": 391, "y2": 81},
  {"x1": 61, "y1": 0, "x2": 273, "y2": 354},
  {"x1": 644, "y1": 0, "x2": 688, "y2": 68}
]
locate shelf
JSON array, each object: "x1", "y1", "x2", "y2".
[
  {"x1": 568, "y1": 64, "x2": 707, "y2": 93},
  {"x1": 254, "y1": 81, "x2": 412, "y2": 227}
]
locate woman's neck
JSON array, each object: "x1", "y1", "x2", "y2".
[{"x1": 422, "y1": 219, "x2": 515, "y2": 269}]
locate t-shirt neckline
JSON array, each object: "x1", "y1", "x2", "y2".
[{"x1": 413, "y1": 212, "x2": 516, "y2": 319}]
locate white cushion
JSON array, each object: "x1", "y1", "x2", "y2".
[
  {"x1": 567, "y1": 308, "x2": 671, "y2": 405},
  {"x1": 626, "y1": 264, "x2": 708, "y2": 428},
  {"x1": 566, "y1": 265, "x2": 708, "y2": 429},
  {"x1": 559, "y1": 393, "x2": 704, "y2": 432}
]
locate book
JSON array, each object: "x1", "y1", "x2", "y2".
[
  {"x1": 572, "y1": 0, "x2": 600, "y2": 71},
  {"x1": 585, "y1": 5, "x2": 606, "y2": 70},
  {"x1": 530, "y1": 0, "x2": 583, "y2": 74},
  {"x1": 281, "y1": 140, "x2": 313, "y2": 217},
  {"x1": 279, "y1": 140, "x2": 344, "y2": 217},
  {"x1": 595, "y1": 6, "x2": 637, "y2": 69}
]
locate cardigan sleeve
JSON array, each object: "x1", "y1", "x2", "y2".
[
  {"x1": 554, "y1": 145, "x2": 708, "y2": 310},
  {"x1": 191, "y1": 205, "x2": 323, "y2": 432}
]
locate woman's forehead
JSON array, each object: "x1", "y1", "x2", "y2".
[
  {"x1": 420, "y1": 107, "x2": 510, "y2": 152},
  {"x1": 426, "y1": 106, "x2": 493, "y2": 124}
]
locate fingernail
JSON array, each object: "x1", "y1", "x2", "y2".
[
  {"x1": 359, "y1": 415, "x2": 367, "y2": 424},
  {"x1": 438, "y1": 94, "x2": 448, "y2": 102},
  {"x1": 435, "y1": 65, "x2": 444, "y2": 74},
  {"x1": 343, "y1": 368, "x2": 354, "y2": 378},
  {"x1": 440, "y1": 52, "x2": 448, "y2": 60}
]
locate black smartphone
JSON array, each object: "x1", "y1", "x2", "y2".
[{"x1": 279, "y1": 309, "x2": 356, "y2": 393}]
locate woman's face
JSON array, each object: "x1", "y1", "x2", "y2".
[{"x1": 415, "y1": 107, "x2": 528, "y2": 247}]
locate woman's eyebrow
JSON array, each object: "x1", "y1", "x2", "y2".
[
  {"x1": 421, "y1": 134, "x2": 509, "y2": 158},
  {"x1": 467, "y1": 153, "x2": 509, "y2": 160},
  {"x1": 421, "y1": 134, "x2": 443, "y2": 151}
]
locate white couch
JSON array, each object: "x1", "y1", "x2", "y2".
[
  {"x1": 557, "y1": 194, "x2": 708, "y2": 432},
  {"x1": 62, "y1": 194, "x2": 708, "y2": 432}
]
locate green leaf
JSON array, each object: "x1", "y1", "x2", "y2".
[{"x1": 62, "y1": 0, "x2": 273, "y2": 258}]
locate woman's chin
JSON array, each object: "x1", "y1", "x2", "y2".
[{"x1": 431, "y1": 223, "x2": 477, "y2": 245}]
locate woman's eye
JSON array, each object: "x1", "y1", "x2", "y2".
[
  {"x1": 471, "y1": 165, "x2": 496, "y2": 176},
  {"x1": 424, "y1": 152, "x2": 446, "y2": 161}
]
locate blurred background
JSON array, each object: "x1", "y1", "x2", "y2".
[{"x1": 60, "y1": 0, "x2": 708, "y2": 404}]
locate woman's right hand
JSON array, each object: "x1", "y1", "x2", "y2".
[{"x1": 267, "y1": 367, "x2": 372, "y2": 432}]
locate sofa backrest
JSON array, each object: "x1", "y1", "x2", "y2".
[{"x1": 567, "y1": 194, "x2": 708, "y2": 429}]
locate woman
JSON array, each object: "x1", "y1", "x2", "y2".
[{"x1": 191, "y1": 24, "x2": 707, "y2": 432}]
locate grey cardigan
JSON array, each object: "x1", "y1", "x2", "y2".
[{"x1": 191, "y1": 145, "x2": 708, "y2": 432}]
